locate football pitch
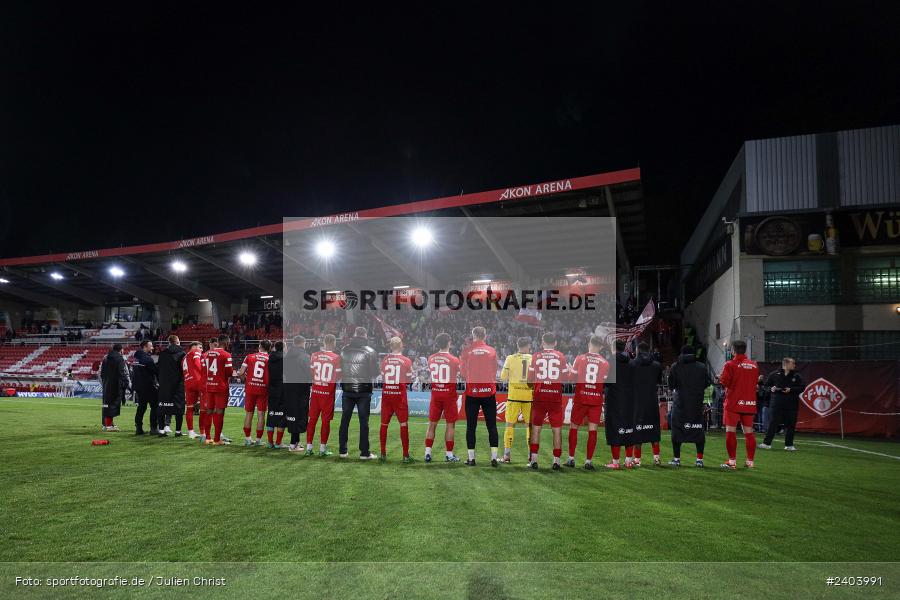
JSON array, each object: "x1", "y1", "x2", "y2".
[{"x1": 1, "y1": 397, "x2": 898, "y2": 599}]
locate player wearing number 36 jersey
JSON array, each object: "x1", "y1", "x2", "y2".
[
  {"x1": 307, "y1": 334, "x2": 341, "y2": 456},
  {"x1": 528, "y1": 332, "x2": 568, "y2": 471},
  {"x1": 566, "y1": 335, "x2": 610, "y2": 470},
  {"x1": 379, "y1": 337, "x2": 414, "y2": 462},
  {"x1": 424, "y1": 332, "x2": 461, "y2": 463}
]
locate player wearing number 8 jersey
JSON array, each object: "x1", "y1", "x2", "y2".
[
  {"x1": 566, "y1": 335, "x2": 610, "y2": 470},
  {"x1": 379, "y1": 337, "x2": 414, "y2": 462},
  {"x1": 499, "y1": 337, "x2": 533, "y2": 463},
  {"x1": 424, "y1": 333, "x2": 461, "y2": 463},
  {"x1": 306, "y1": 334, "x2": 341, "y2": 456},
  {"x1": 528, "y1": 332, "x2": 569, "y2": 470},
  {"x1": 236, "y1": 340, "x2": 271, "y2": 446}
]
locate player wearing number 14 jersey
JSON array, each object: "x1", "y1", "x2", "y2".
[
  {"x1": 306, "y1": 334, "x2": 341, "y2": 456},
  {"x1": 379, "y1": 337, "x2": 414, "y2": 462},
  {"x1": 204, "y1": 336, "x2": 233, "y2": 445},
  {"x1": 528, "y1": 332, "x2": 569, "y2": 470},
  {"x1": 424, "y1": 333, "x2": 461, "y2": 463},
  {"x1": 566, "y1": 335, "x2": 610, "y2": 470}
]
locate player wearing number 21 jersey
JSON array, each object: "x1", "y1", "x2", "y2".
[
  {"x1": 528, "y1": 332, "x2": 568, "y2": 470},
  {"x1": 379, "y1": 337, "x2": 414, "y2": 462},
  {"x1": 424, "y1": 332, "x2": 461, "y2": 463},
  {"x1": 307, "y1": 334, "x2": 341, "y2": 456},
  {"x1": 566, "y1": 335, "x2": 610, "y2": 470}
]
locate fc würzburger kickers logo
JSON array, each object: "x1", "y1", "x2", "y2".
[{"x1": 800, "y1": 378, "x2": 846, "y2": 416}]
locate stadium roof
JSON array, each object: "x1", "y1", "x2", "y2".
[{"x1": 0, "y1": 168, "x2": 642, "y2": 309}]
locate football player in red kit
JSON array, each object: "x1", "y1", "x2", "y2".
[
  {"x1": 528, "y1": 332, "x2": 569, "y2": 471},
  {"x1": 236, "y1": 339, "x2": 271, "y2": 446},
  {"x1": 379, "y1": 337, "x2": 414, "y2": 462},
  {"x1": 197, "y1": 339, "x2": 214, "y2": 443},
  {"x1": 424, "y1": 332, "x2": 461, "y2": 463},
  {"x1": 719, "y1": 339, "x2": 759, "y2": 469},
  {"x1": 182, "y1": 341, "x2": 204, "y2": 439},
  {"x1": 459, "y1": 326, "x2": 500, "y2": 467},
  {"x1": 566, "y1": 335, "x2": 610, "y2": 470},
  {"x1": 307, "y1": 334, "x2": 341, "y2": 456},
  {"x1": 204, "y1": 335, "x2": 233, "y2": 445}
]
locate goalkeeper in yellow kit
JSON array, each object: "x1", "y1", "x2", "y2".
[{"x1": 500, "y1": 337, "x2": 533, "y2": 463}]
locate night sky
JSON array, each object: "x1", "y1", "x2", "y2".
[{"x1": 1, "y1": 3, "x2": 898, "y2": 263}]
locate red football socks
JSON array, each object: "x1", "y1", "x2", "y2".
[
  {"x1": 380, "y1": 424, "x2": 389, "y2": 456},
  {"x1": 425, "y1": 437, "x2": 434, "y2": 450},
  {"x1": 726, "y1": 431, "x2": 738, "y2": 460},
  {"x1": 586, "y1": 430, "x2": 598, "y2": 460},
  {"x1": 213, "y1": 413, "x2": 224, "y2": 442},
  {"x1": 400, "y1": 425, "x2": 410, "y2": 457},
  {"x1": 625, "y1": 445, "x2": 633, "y2": 458},
  {"x1": 267, "y1": 429, "x2": 274, "y2": 444},
  {"x1": 243, "y1": 426, "x2": 251, "y2": 438},
  {"x1": 306, "y1": 417, "x2": 317, "y2": 445},
  {"x1": 275, "y1": 429, "x2": 284, "y2": 445},
  {"x1": 697, "y1": 451, "x2": 704, "y2": 459},
  {"x1": 530, "y1": 442, "x2": 539, "y2": 460},
  {"x1": 320, "y1": 420, "x2": 330, "y2": 444},
  {"x1": 255, "y1": 428, "x2": 263, "y2": 440},
  {"x1": 745, "y1": 433, "x2": 756, "y2": 460},
  {"x1": 185, "y1": 406, "x2": 194, "y2": 431},
  {"x1": 568, "y1": 429, "x2": 578, "y2": 457},
  {"x1": 552, "y1": 447, "x2": 562, "y2": 458},
  {"x1": 611, "y1": 445, "x2": 621, "y2": 460},
  {"x1": 104, "y1": 417, "x2": 113, "y2": 427},
  {"x1": 652, "y1": 442, "x2": 660, "y2": 455},
  {"x1": 445, "y1": 439, "x2": 454, "y2": 452}
]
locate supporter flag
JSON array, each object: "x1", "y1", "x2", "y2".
[
  {"x1": 594, "y1": 299, "x2": 656, "y2": 348},
  {"x1": 516, "y1": 307, "x2": 542, "y2": 327},
  {"x1": 371, "y1": 314, "x2": 403, "y2": 341}
]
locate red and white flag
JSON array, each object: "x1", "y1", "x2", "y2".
[{"x1": 370, "y1": 314, "x2": 403, "y2": 341}]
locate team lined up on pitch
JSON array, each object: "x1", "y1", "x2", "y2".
[{"x1": 99, "y1": 327, "x2": 763, "y2": 471}]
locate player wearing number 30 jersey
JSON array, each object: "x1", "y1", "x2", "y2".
[
  {"x1": 307, "y1": 334, "x2": 341, "y2": 456},
  {"x1": 379, "y1": 337, "x2": 414, "y2": 462},
  {"x1": 424, "y1": 332, "x2": 461, "y2": 463},
  {"x1": 566, "y1": 335, "x2": 610, "y2": 470}
]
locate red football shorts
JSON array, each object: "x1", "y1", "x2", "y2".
[
  {"x1": 429, "y1": 395, "x2": 458, "y2": 423},
  {"x1": 723, "y1": 410, "x2": 755, "y2": 428},
  {"x1": 532, "y1": 399, "x2": 564, "y2": 428},
  {"x1": 206, "y1": 391, "x2": 229, "y2": 410},
  {"x1": 571, "y1": 401, "x2": 602, "y2": 426},
  {"x1": 381, "y1": 396, "x2": 409, "y2": 424},
  {"x1": 185, "y1": 387, "x2": 201, "y2": 409},
  {"x1": 245, "y1": 391, "x2": 268, "y2": 413},
  {"x1": 309, "y1": 393, "x2": 335, "y2": 422}
]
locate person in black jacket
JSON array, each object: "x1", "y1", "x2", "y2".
[
  {"x1": 157, "y1": 335, "x2": 186, "y2": 437},
  {"x1": 285, "y1": 336, "x2": 311, "y2": 453},
  {"x1": 100, "y1": 344, "x2": 130, "y2": 431},
  {"x1": 761, "y1": 357, "x2": 805, "y2": 451},
  {"x1": 603, "y1": 339, "x2": 634, "y2": 469},
  {"x1": 630, "y1": 342, "x2": 663, "y2": 466},
  {"x1": 667, "y1": 346, "x2": 711, "y2": 467},
  {"x1": 266, "y1": 340, "x2": 286, "y2": 448},
  {"x1": 338, "y1": 327, "x2": 379, "y2": 459},
  {"x1": 132, "y1": 340, "x2": 160, "y2": 435},
  {"x1": 756, "y1": 375, "x2": 770, "y2": 433}
]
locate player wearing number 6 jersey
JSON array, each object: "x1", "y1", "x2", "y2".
[
  {"x1": 566, "y1": 336, "x2": 610, "y2": 470},
  {"x1": 235, "y1": 340, "x2": 271, "y2": 446},
  {"x1": 528, "y1": 332, "x2": 569, "y2": 471},
  {"x1": 424, "y1": 333, "x2": 461, "y2": 463},
  {"x1": 379, "y1": 337, "x2": 414, "y2": 462},
  {"x1": 307, "y1": 334, "x2": 341, "y2": 456},
  {"x1": 499, "y1": 337, "x2": 533, "y2": 463}
]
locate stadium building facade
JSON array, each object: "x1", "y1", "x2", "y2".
[{"x1": 681, "y1": 124, "x2": 900, "y2": 374}]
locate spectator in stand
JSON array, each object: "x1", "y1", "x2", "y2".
[
  {"x1": 100, "y1": 344, "x2": 130, "y2": 431},
  {"x1": 133, "y1": 340, "x2": 160, "y2": 436}
]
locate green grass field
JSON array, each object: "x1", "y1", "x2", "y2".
[{"x1": 1, "y1": 396, "x2": 898, "y2": 599}]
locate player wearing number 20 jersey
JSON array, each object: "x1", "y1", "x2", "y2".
[
  {"x1": 424, "y1": 332, "x2": 461, "y2": 463},
  {"x1": 379, "y1": 337, "x2": 414, "y2": 462},
  {"x1": 307, "y1": 334, "x2": 341, "y2": 455},
  {"x1": 566, "y1": 335, "x2": 610, "y2": 470},
  {"x1": 527, "y1": 332, "x2": 568, "y2": 470}
]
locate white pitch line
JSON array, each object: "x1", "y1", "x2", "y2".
[{"x1": 812, "y1": 440, "x2": 900, "y2": 461}]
